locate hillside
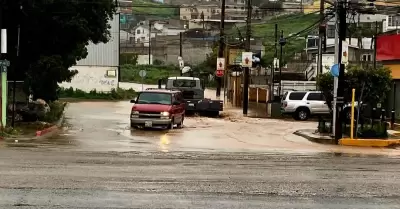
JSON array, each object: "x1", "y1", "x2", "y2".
[{"x1": 132, "y1": 0, "x2": 179, "y2": 18}]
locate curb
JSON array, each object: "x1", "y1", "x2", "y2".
[
  {"x1": 293, "y1": 129, "x2": 336, "y2": 145},
  {"x1": 4, "y1": 112, "x2": 66, "y2": 143},
  {"x1": 339, "y1": 138, "x2": 400, "y2": 148}
]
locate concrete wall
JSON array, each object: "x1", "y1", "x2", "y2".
[{"x1": 59, "y1": 66, "x2": 119, "y2": 92}]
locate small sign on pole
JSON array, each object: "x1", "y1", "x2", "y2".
[
  {"x1": 342, "y1": 41, "x2": 349, "y2": 65},
  {"x1": 242, "y1": 52, "x2": 253, "y2": 68},
  {"x1": 216, "y1": 58, "x2": 225, "y2": 77},
  {"x1": 139, "y1": 70, "x2": 147, "y2": 91}
]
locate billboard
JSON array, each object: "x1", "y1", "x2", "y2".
[{"x1": 376, "y1": 34, "x2": 400, "y2": 61}]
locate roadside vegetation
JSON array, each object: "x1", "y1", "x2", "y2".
[
  {"x1": 132, "y1": 0, "x2": 178, "y2": 18},
  {"x1": 58, "y1": 87, "x2": 137, "y2": 100},
  {"x1": 121, "y1": 64, "x2": 180, "y2": 84}
]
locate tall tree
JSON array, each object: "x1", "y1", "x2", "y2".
[{"x1": 3, "y1": 0, "x2": 117, "y2": 101}]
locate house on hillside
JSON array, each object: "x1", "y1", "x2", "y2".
[{"x1": 132, "y1": 21, "x2": 162, "y2": 47}]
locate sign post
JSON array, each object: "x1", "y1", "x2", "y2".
[
  {"x1": 241, "y1": 52, "x2": 253, "y2": 68},
  {"x1": 216, "y1": 58, "x2": 225, "y2": 77},
  {"x1": 0, "y1": 59, "x2": 10, "y2": 127},
  {"x1": 139, "y1": 70, "x2": 147, "y2": 91}
]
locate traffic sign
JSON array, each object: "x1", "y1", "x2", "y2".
[
  {"x1": 139, "y1": 70, "x2": 147, "y2": 78},
  {"x1": 216, "y1": 69, "x2": 224, "y2": 77},
  {"x1": 216, "y1": 58, "x2": 225, "y2": 71},
  {"x1": 242, "y1": 52, "x2": 252, "y2": 67}
]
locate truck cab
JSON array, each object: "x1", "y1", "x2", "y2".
[{"x1": 162, "y1": 76, "x2": 223, "y2": 116}]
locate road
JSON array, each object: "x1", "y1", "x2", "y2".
[{"x1": 1, "y1": 95, "x2": 400, "y2": 208}]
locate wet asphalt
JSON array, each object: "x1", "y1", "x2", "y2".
[{"x1": 1, "y1": 92, "x2": 400, "y2": 208}]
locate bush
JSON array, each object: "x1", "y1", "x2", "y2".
[
  {"x1": 42, "y1": 101, "x2": 67, "y2": 123},
  {"x1": 120, "y1": 64, "x2": 180, "y2": 84},
  {"x1": 58, "y1": 87, "x2": 137, "y2": 100}
]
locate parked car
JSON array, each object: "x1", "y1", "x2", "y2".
[
  {"x1": 130, "y1": 89, "x2": 185, "y2": 129},
  {"x1": 281, "y1": 91, "x2": 330, "y2": 121},
  {"x1": 281, "y1": 91, "x2": 360, "y2": 121}
]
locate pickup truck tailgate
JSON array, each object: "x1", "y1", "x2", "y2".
[{"x1": 185, "y1": 99, "x2": 223, "y2": 111}]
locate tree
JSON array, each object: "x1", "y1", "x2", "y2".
[
  {"x1": 317, "y1": 65, "x2": 392, "y2": 110},
  {"x1": 4, "y1": 0, "x2": 117, "y2": 101}
]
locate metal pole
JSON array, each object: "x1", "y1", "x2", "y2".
[
  {"x1": 179, "y1": 32, "x2": 183, "y2": 76},
  {"x1": 373, "y1": 21, "x2": 378, "y2": 69},
  {"x1": 317, "y1": 0, "x2": 324, "y2": 77},
  {"x1": 243, "y1": 0, "x2": 252, "y2": 116},
  {"x1": 335, "y1": 0, "x2": 347, "y2": 142},
  {"x1": 0, "y1": 4, "x2": 6, "y2": 128},
  {"x1": 217, "y1": 0, "x2": 226, "y2": 98},
  {"x1": 11, "y1": 24, "x2": 20, "y2": 128},
  {"x1": 332, "y1": 8, "x2": 339, "y2": 139},
  {"x1": 148, "y1": 21, "x2": 151, "y2": 65},
  {"x1": 279, "y1": 30, "x2": 283, "y2": 97},
  {"x1": 270, "y1": 23, "x2": 277, "y2": 101}
]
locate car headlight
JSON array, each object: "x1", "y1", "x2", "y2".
[
  {"x1": 161, "y1": 111, "x2": 170, "y2": 117},
  {"x1": 132, "y1": 111, "x2": 139, "y2": 115}
]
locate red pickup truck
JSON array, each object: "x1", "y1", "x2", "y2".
[{"x1": 130, "y1": 89, "x2": 185, "y2": 129}]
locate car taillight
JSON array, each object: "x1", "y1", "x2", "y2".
[{"x1": 282, "y1": 102, "x2": 287, "y2": 108}]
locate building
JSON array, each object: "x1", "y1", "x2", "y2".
[
  {"x1": 376, "y1": 33, "x2": 400, "y2": 119},
  {"x1": 59, "y1": 14, "x2": 120, "y2": 92},
  {"x1": 132, "y1": 22, "x2": 161, "y2": 47},
  {"x1": 180, "y1": 4, "x2": 220, "y2": 21}
]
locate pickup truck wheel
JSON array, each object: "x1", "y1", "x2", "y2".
[{"x1": 296, "y1": 108, "x2": 310, "y2": 121}]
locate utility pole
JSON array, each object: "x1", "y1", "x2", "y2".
[
  {"x1": 317, "y1": 0, "x2": 325, "y2": 77},
  {"x1": 243, "y1": 0, "x2": 252, "y2": 116},
  {"x1": 217, "y1": 0, "x2": 226, "y2": 98},
  {"x1": 12, "y1": 8, "x2": 21, "y2": 128},
  {"x1": 334, "y1": 0, "x2": 347, "y2": 142},
  {"x1": 278, "y1": 30, "x2": 286, "y2": 97},
  {"x1": 373, "y1": 20, "x2": 378, "y2": 68},
  {"x1": 0, "y1": 3, "x2": 9, "y2": 128},
  {"x1": 148, "y1": 21, "x2": 152, "y2": 65},
  {"x1": 270, "y1": 23, "x2": 277, "y2": 101},
  {"x1": 179, "y1": 32, "x2": 183, "y2": 76}
]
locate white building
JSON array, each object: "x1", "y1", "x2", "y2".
[{"x1": 59, "y1": 14, "x2": 120, "y2": 92}]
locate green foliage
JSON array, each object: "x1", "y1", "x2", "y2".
[
  {"x1": 132, "y1": 0, "x2": 178, "y2": 18},
  {"x1": 42, "y1": 101, "x2": 67, "y2": 123},
  {"x1": 58, "y1": 87, "x2": 137, "y2": 100},
  {"x1": 317, "y1": 65, "x2": 392, "y2": 109},
  {"x1": 120, "y1": 64, "x2": 180, "y2": 84},
  {"x1": 120, "y1": 53, "x2": 139, "y2": 65},
  {"x1": 4, "y1": 0, "x2": 117, "y2": 102}
]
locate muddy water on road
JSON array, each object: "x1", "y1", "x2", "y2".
[{"x1": 3, "y1": 100, "x2": 400, "y2": 156}]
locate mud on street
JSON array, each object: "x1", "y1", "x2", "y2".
[{"x1": 1, "y1": 101, "x2": 400, "y2": 208}]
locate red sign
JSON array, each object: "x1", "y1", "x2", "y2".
[
  {"x1": 245, "y1": 57, "x2": 250, "y2": 64},
  {"x1": 216, "y1": 69, "x2": 224, "y2": 77},
  {"x1": 377, "y1": 34, "x2": 400, "y2": 61}
]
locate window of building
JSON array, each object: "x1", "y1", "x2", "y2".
[
  {"x1": 183, "y1": 16, "x2": 187, "y2": 20},
  {"x1": 362, "y1": 54, "x2": 372, "y2": 61},
  {"x1": 388, "y1": 15, "x2": 400, "y2": 27},
  {"x1": 327, "y1": 25, "x2": 335, "y2": 38},
  {"x1": 136, "y1": 29, "x2": 141, "y2": 34},
  {"x1": 191, "y1": 15, "x2": 197, "y2": 19}
]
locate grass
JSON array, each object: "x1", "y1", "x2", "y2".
[
  {"x1": 250, "y1": 13, "x2": 319, "y2": 39},
  {"x1": 58, "y1": 87, "x2": 138, "y2": 100},
  {"x1": 121, "y1": 64, "x2": 180, "y2": 84},
  {"x1": 132, "y1": 0, "x2": 178, "y2": 18}
]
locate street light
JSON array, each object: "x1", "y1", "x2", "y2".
[{"x1": 278, "y1": 30, "x2": 286, "y2": 97}]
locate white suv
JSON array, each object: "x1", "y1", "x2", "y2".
[{"x1": 281, "y1": 91, "x2": 330, "y2": 121}]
